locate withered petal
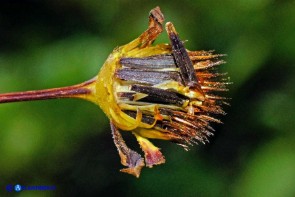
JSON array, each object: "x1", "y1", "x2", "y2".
[
  {"x1": 110, "y1": 121, "x2": 145, "y2": 177},
  {"x1": 133, "y1": 132, "x2": 165, "y2": 168}
]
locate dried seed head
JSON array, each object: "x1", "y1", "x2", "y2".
[
  {"x1": 0, "y1": 6, "x2": 230, "y2": 178},
  {"x1": 94, "y1": 7, "x2": 230, "y2": 177}
]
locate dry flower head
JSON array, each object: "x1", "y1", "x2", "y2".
[{"x1": 0, "y1": 7, "x2": 230, "y2": 178}]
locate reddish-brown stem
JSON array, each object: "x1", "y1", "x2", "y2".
[{"x1": 0, "y1": 77, "x2": 96, "y2": 104}]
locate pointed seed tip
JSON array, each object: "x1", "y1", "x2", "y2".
[{"x1": 165, "y1": 22, "x2": 176, "y2": 34}]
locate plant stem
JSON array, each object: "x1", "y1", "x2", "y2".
[{"x1": 0, "y1": 77, "x2": 96, "y2": 104}]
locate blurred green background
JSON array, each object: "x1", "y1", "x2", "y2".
[{"x1": 1, "y1": 1, "x2": 295, "y2": 196}]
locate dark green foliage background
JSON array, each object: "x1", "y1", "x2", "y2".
[{"x1": 1, "y1": 1, "x2": 295, "y2": 196}]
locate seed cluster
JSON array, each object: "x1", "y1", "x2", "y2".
[
  {"x1": 106, "y1": 7, "x2": 230, "y2": 177},
  {"x1": 115, "y1": 25, "x2": 229, "y2": 148}
]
